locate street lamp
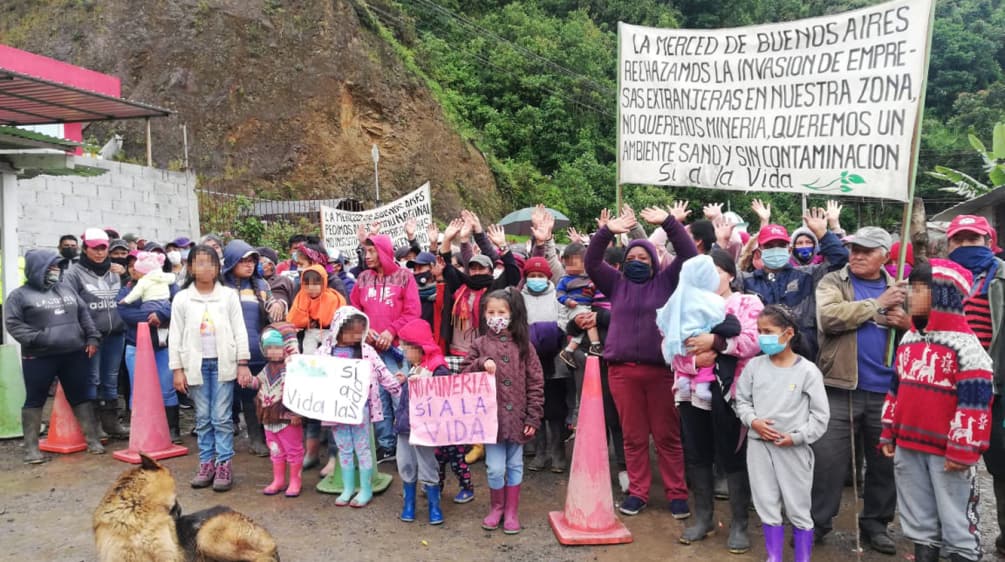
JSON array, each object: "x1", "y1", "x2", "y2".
[{"x1": 371, "y1": 143, "x2": 381, "y2": 208}]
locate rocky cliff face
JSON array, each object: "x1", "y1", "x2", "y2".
[{"x1": 0, "y1": 0, "x2": 503, "y2": 219}]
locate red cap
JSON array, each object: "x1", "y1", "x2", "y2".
[
  {"x1": 522, "y1": 256, "x2": 551, "y2": 278},
  {"x1": 947, "y1": 215, "x2": 992, "y2": 240},
  {"x1": 757, "y1": 224, "x2": 790, "y2": 246}
]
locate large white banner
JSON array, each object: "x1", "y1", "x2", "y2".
[
  {"x1": 618, "y1": 0, "x2": 933, "y2": 201},
  {"x1": 321, "y1": 182, "x2": 432, "y2": 260}
]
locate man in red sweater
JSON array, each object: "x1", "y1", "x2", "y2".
[{"x1": 880, "y1": 259, "x2": 993, "y2": 562}]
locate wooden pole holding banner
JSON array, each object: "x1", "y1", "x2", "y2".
[
  {"x1": 145, "y1": 118, "x2": 152, "y2": 167},
  {"x1": 885, "y1": 0, "x2": 936, "y2": 364},
  {"x1": 615, "y1": 23, "x2": 624, "y2": 216}
]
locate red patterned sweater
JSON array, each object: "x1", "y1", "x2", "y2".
[{"x1": 880, "y1": 260, "x2": 994, "y2": 466}]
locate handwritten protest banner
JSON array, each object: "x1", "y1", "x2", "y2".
[
  {"x1": 321, "y1": 182, "x2": 432, "y2": 260},
  {"x1": 408, "y1": 372, "x2": 498, "y2": 447},
  {"x1": 618, "y1": 0, "x2": 933, "y2": 201},
  {"x1": 283, "y1": 355, "x2": 372, "y2": 425}
]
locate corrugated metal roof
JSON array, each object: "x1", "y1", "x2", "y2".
[
  {"x1": 0, "y1": 124, "x2": 79, "y2": 150},
  {"x1": 250, "y1": 198, "x2": 364, "y2": 216},
  {"x1": 0, "y1": 68, "x2": 171, "y2": 125},
  {"x1": 931, "y1": 188, "x2": 1005, "y2": 221}
]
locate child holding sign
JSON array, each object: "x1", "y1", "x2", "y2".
[
  {"x1": 394, "y1": 319, "x2": 452, "y2": 525},
  {"x1": 462, "y1": 288, "x2": 544, "y2": 535},
  {"x1": 245, "y1": 322, "x2": 304, "y2": 497},
  {"x1": 317, "y1": 306, "x2": 401, "y2": 508}
]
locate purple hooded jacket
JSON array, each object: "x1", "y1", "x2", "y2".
[{"x1": 586, "y1": 217, "x2": 698, "y2": 366}]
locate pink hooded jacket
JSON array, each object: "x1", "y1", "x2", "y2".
[{"x1": 350, "y1": 234, "x2": 421, "y2": 342}]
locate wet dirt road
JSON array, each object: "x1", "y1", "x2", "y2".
[{"x1": 0, "y1": 422, "x2": 1001, "y2": 562}]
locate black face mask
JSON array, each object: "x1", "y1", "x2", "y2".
[
  {"x1": 414, "y1": 273, "x2": 432, "y2": 287},
  {"x1": 466, "y1": 274, "x2": 494, "y2": 290},
  {"x1": 60, "y1": 247, "x2": 78, "y2": 260},
  {"x1": 111, "y1": 257, "x2": 130, "y2": 268}
]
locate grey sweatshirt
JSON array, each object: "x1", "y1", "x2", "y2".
[{"x1": 733, "y1": 355, "x2": 830, "y2": 446}]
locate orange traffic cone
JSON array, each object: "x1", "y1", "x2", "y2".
[
  {"x1": 38, "y1": 383, "x2": 87, "y2": 454},
  {"x1": 114, "y1": 323, "x2": 188, "y2": 463},
  {"x1": 548, "y1": 356, "x2": 632, "y2": 545}
]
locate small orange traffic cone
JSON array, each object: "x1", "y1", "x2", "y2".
[
  {"x1": 114, "y1": 323, "x2": 188, "y2": 463},
  {"x1": 548, "y1": 356, "x2": 632, "y2": 545},
  {"x1": 38, "y1": 383, "x2": 87, "y2": 454}
]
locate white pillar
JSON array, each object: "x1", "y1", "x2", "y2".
[{"x1": 1, "y1": 171, "x2": 20, "y2": 345}]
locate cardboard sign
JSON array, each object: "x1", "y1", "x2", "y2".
[
  {"x1": 618, "y1": 0, "x2": 933, "y2": 201},
  {"x1": 283, "y1": 355, "x2": 372, "y2": 425},
  {"x1": 320, "y1": 182, "x2": 432, "y2": 262},
  {"x1": 408, "y1": 372, "x2": 498, "y2": 446}
]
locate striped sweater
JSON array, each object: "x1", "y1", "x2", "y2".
[{"x1": 880, "y1": 260, "x2": 994, "y2": 466}]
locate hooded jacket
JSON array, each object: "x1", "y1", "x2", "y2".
[
  {"x1": 286, "y1": 264, "x2": 346, "y2": 329},
  {"x1": 881, "y1": 259, "x2": 994, "y2": 466},
  {"x1": 585, "y1": 216, "x2": 699, "y2": 365},
  {"x1": 789, "y1": 226, "x2": 823, "y2": 267},
  {"x1": 257, "y1": 246, "x2": 295, "y2": 309},
  {"x1": 317, "y1": 305, "x2": 402, "y2": 423},
  {"x1": 222, "y1": 240, "x2": 274, "y2": 367},
  {"x1": 349, "y1": 235, "x2": 421, "y2": 343},
  {"x1": 62, "y1": 256, "x2": 125, "y2": 336},
  {"x1": 5, "y1": 249, "x2": 101, "y2": 357},
  {"x1": 394, "y1": 318, "x2": 451, "y2": 434},
  {"x1": 251, "y1": 322, "x2": 301, "y2": 425}
]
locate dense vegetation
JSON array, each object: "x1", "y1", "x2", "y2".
[{"x1": 365, "y1": 0, "x2": 1005, "y2": 230}]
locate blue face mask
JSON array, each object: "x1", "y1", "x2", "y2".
[
  {"x1": 256, "y1": 263, "x2": 266, "y2": 277},
  {"x1": 525, "y1": 278, "x2": 549, "y2": 293},
  {"x1": 761, "y1": 247, "x2": 790, "y2": 270},
  {"x1": 793, "y1": 247, "x2": 814, "y2": 263},
  {"x1": 624, "y1": 260, "x2": 652, "y2": 283},
  {"x1": 758, "y1": 334, "x2": 788, "y2": 356}
]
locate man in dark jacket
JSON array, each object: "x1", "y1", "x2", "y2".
[
  {"x1": 256, "y1": 246, "x2": 294, "y2": 323},
  {"x1": 5, "y1": 249, "x2": 105, "y2": 462},
  {"x1": 740, "y1": 209, "x2": 848, "y2": 360}
]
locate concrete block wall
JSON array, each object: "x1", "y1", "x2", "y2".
[{"x1": 15, "y1": 156, "x2": 199, "y2": 252}]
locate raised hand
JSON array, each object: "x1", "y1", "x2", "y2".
[
  {"x1": 531, "y1": 204, "x2": 548, "y2": 229},
  {"x1": 356, "y1": 222, "x2": 369, "y2": 245},
  {"x1": 621, "y1": 204, "x2": 638, "y2": 226},
  {"x1": 530, "y1": 206, "x2": 554, "y2": 243},
  {"x1": 567, "y1": 227, "x2": 584, "y2": 245},
  {"x1": 461, "y1": 209, "x2": 483, "y2": 233},
  {"x1": 826, "y1": 200, "x2": 843, "y2": 230},
  {"x1": 714, "y1": 216, "x2": 734, "y2": 245},
  {"x1": 703, "y1": 202, "x2": 724, "y2": 220},
  {"x1": 487, "y1": 224, "x2": 507, "y2": 248},
  {"x1": 426, "y1": 221, "x2": 440, "y2": 250},
  {"x1": 751, "y1": 199, "x2": 771, "y2": 226},
  {"x1": 442, "y1": 218, "x2": 464, "y2": 246},
  {"x1": 607, "y1": 207, "x2": 639, "y2": 234},
  {"x1": 368, "y1": 222, "x2": 381, "y2": 236},
  {"x1": 596, "y1": 208, "x2": 611, "y2": 230},
  {"x1": 405, "y1": 217, "x2": 417, "y2": 241},
  {"x1": 669, "y1": 200, "x2": 691, "y2": 223},
  {"x1": 459, "y1": 215, "x2": 473, "y2": 241},
  {"x1": 641, "y1": 206, "x2": 671, "y2": 226},
  {"x1": 803, "y1": 207, "x2": 828, "y2": 239}
]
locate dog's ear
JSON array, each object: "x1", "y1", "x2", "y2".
[{"x1": 139, "y1": 453, "x2": 161, "y2": 471}]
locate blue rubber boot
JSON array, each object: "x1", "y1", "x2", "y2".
[
  {"x1": 793, "y1": 528, "x2": 814, "y2": 562},
  {"x1": 335, "y1": 464, "x2": 355, "y2": 506},
  {"x1": 763, "y1": 524, "x2": 785, "y2": 562},
  {"x1": 426, "y1": 483, "x2": 444, "y2": 525},
  {"x1": 400, "y1": 481, "x2": 416, "y2": 522},
  {"x1": 351, "y1": 468, "x2": 374, "y2": 507}
]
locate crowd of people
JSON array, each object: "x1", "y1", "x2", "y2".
[{"x1": 4, "y1": 200, "x2": 1004, "y2": 561}]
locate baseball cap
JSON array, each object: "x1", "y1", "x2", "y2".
[
  {"x1": 394, "y1": 245, "x2": 415, "y2": 261},
  {"x1": 122, "y1": 233, "x2": 138, "y2": 243},
  {"x1": 82, "y1": 227, "x2": 110, "y2": 248},
  {"x1": 406, "y1": 252, "x2": 436, "y2": 269},
  {"x1": 109, "y1": 238, "x2": 130, "y2": 252},
  {"x1": 171, "y1": 236, "x2": 195, "y2": 248},
  {"x1": 757, "y1": 224, "x2": 790, "y2": 246},
  {"x1": 947, "y1": 215, "x2": 992, "y2": 240},
  {"x1": 468, "y1": 254, "x2": 493, "y2": 270},
  {"x1": 848, "y1": 226, "x2": 892, "y2": 251}
]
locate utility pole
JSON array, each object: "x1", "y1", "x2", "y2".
[{"x1": 371, "y1": 144, "x2": 381, "y2": 208}]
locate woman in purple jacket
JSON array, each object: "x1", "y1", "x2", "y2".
[{"x1": 585, "y1": 204, "x2": 699, "y2": 517}]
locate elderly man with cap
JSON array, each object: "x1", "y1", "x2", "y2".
[
  {"x1": 740, "y1": 207, "x2": 848, "y2": 360},
  {"x1": 256, "y1": 246, "x2": 293, "y2": 322},
  {"x1": 810, "y1": 226, "x2": 910, "y2": 554},
  {"x1": 945, "y1": 215, "x2": 1005, "y2": 555}
]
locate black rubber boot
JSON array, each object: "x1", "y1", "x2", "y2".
[
  {"x1": 913, "y1": 544, "x2": 939, "y2": 562},
  {"x1": 680, "y1": 465, "x2": 715, "y2": 544},
  {"x1": 726, "y1": 471, "x2": 751, "y2": 554},
  {"x1": 241, "y1": 395, "x2": 269, "y2": 457},
  {"x1": 548, "y1": 419, "x2": 566, "y2": 473},
  {"x1": 165, "y1": 405, "x2": 182, "y2": 444},
  {"x1": 527, "y1": 429, "x2": 550, "y2": 471},
  {"x1": 71, "y1": 402, "x2": 106, "y2": 454},
  {"x1": 21, "y1": 408, "x2": 47, "y2": 464},
  {"x1": 97, "y1": 399, "x2": 129, "y2": 439}
]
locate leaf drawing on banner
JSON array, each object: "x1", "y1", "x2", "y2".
[{"x1": 803, "y1": 171, "x2": 865, "y2": 193}]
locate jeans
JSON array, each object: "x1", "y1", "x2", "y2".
[
  {"x1": 88, "y1": 332, "x2": 125, "y2": 401},
  {"x1": 485, "y1": 441, "x2": 524, "y2": 489},
  {"x1": 374, "y1": 349, "x2": 402, "y2": 450},
  {"x1": 191, "y1": 359, "x2": 235, "y2": 464},
  {"x1": 124, "y1": 345, "x2": 178, "y2": 408},
  {"x1": 22, "y1": 351, "x2": 92, "y2": 408}
]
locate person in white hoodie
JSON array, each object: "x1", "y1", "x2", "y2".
[{"x1": 169, "y1": 244, "x2": 251, "y2": 492}]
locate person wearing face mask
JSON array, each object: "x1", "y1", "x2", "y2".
[
  {"x1": 108, "y1": 239, "x2": 131, "y2": 283},
  {"x1": 585, "y1": 204, "x2": 699, "y2": 518},
  {"x1": 944, "y1": 215, "x2": 1005, "y2": 556},
  {"x1": 58, "y1": 234, "x2": 79, "y2": 272},
  {"x1": 5, "y1": 249, "x2": 105, "y2": 463},
  {"x1": 167, "y1": 237, "x2": 195, "y2": 280},
  {"x1": 790, "y1": 227, "x2": 823, "y2": 267},
  {"x1": 62, "y1": 228, "x2": 129, "y2": 440},
  {"x1": 327, "y1": 248, "x2": 356, "y2": 294},
  {"x1": 407, "y1": 252, "x2": 439, "y2": 326},
  {"x1": 741, "y1": 207, "x2": 849, "y2": 361}
]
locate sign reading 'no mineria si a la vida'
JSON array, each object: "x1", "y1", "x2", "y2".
[
  {"x1": 408, "y1": 372, "x2": 498, "y2": 447},
  {"x1": 617, "y1": 0, "x2": 933, "y2": 202}
]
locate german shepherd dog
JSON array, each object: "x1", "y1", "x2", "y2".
[{"x1": 94, "y1": 454, "x2": 279, "y2": 562}]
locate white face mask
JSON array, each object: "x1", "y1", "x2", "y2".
[
  {"x1": 166, "y1": 250, "x2": 182, "y2": 266},
  {"x1": 486, "y1": 315, "x2": 510, "y2": 334}
]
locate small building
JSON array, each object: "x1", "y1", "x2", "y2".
[{"x1": 931, "y1": 186, "x2": 1005, "y2": 241}]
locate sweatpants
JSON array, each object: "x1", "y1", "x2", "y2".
[
  {"x1": 608, "y1": 363, "x2": 687, "y2": 502},
  {"x1": 332, "y1": 421, "x2": 373, "y2": 470},
  {"x1": 811, "y1": 387, "x2": 895, "y2": 536},
  {"x1": 748, "y1": 439, "x2": 814, "y2": 529},
  {"x1": 894, "y1": 447, "x2": 982, "y2": 560},
  {"x1": 22, "y1": 350, "x2": 92, "y2": 408},
  {"x1": 396, "y1": 435, "x2": 439, "y2": 486},
  {"x1": 266, "y1": 424, "x2": 305, "y2": 464}
]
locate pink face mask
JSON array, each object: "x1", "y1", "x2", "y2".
[{"x1": 486, "y1": 315, "x2": 510, "y2": 334}]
